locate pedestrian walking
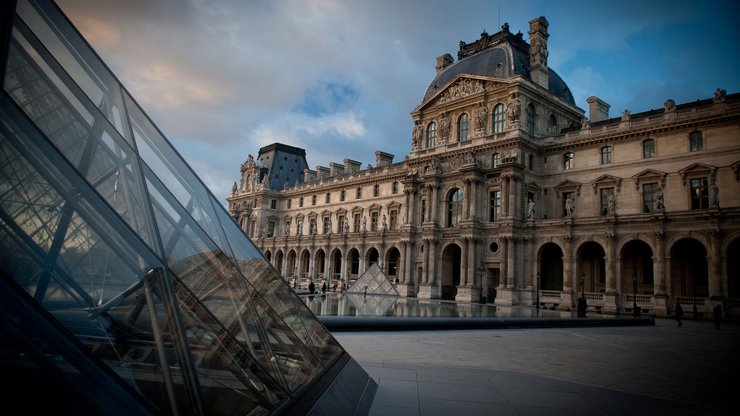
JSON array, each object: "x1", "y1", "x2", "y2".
[
  {"x1": 713, "y1": 303, "x2": 723, "y2": 330},
  {"x1": 675, "y1": 302, "x2": 683, "y2": 327}
]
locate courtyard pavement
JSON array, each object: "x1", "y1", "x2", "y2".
[{"x1": 333, "y1": 317, "x2": 738, "y2": 416}]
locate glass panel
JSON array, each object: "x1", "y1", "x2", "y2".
[
  {"x1": 4, "y1": 20, "x2": 156, "y2": 250},
  {"x1": 16, "y1": 0, "x2": 132, "y2": 144}
]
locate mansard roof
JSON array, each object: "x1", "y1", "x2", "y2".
[{"x1": 421, "y1": 23, "x2": 574, "y2": 105}]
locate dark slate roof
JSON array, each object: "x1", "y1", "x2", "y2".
[
  {"x1": 422, "y1": 27, "x2": 574, "y2": 105},
  {"x1": 257, "y1": 143, "x2": 309, "y2": 190}
]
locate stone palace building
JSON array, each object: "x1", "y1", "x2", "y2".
[{"x1": 227, "y1": 17, "x2": 740, "y2": 317}]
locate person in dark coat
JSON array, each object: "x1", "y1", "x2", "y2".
[
  {"x1": 308, "y1": 281, "x2": 315, "y2": 294},
  {"x1": 577, "y1": 296, "x2": 587, "y2": 318},
  {"x1": 674, "y1": 302, "x2": 684, "y2": 327},
  {"x1": 713, "y1": 304, "x2": 723, "y2": 330}
]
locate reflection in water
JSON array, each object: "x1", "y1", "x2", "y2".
[{"x1": 301, "y1": 293, "x2": 596, "y2": 319}]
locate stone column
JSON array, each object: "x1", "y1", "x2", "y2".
[
  {"x1": 470, "y1": 178, "x2": 478, "y2": 221},
  {"x1": 429, "y1": 240, "x2": 438, "y2": 287},
  {"x1": 296, "y1": 248, "x2": 303, "y2": 284},
  {"x1": 562, "y1": 235, "x2": 574, "y2": 308},
  {"x1": 423, "y1": 239, "x2": 430, "y2": 284},
  {"x1": 404, "y1": 189, "x2": 412, "y2": 225},
  {"x1": 709, "y1": 230, "x2": 722, "y2": 298},
  {"x1": 463, "y1": 179, "x2": 471, "y2": 219},
  {"x1": 605, "y1": 232, "x2": 617, "y2": 293},
  {"x1": 654, "y1": 232, "x2": 666, "y2": 295},
  {"x1": 506, "y1": 237, "x2": 516, "y2": 288},
  {"x1": 461, "y1": 238, "x2": 469, "y2": 286},
  {"x1": 503, "y1": 177, "x2": 510, "y2": 217},
  {"x1": 430, "y1": 184, "x2": 440, "y2": 225},
  {"x1": 467, "y1": 238, "x2": 476, "y2": 287},
  {"x1": 499, "y1": 238, "x2": 508, "y2": 288},
  {"x1": 323, "y1": 250, "x2": 330, "y2": 282}
]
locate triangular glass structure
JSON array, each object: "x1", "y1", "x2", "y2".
[
  {"x1": 0, "y1": 1, "x2": 374, "y2": 414},
  {"x1": 347, "y1": 263, "x2": 400, "y2": 297}
]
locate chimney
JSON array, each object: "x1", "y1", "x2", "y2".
[
  {"x1": 436, "y1": 54, "x2": 454, "y2": 75},
  {"x1": 375, "y1": 151, "x2": 394, "y2": 167},
  {"x1": 528, "y1": 16, "x2": 549, "y2": 89},
  {"x1": 586, "y1": 96, "x2": 610, "y2": 123}
]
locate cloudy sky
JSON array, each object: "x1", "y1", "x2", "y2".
[{"x1": 55, "y1": 0, "x2": 740, "y2": 204}]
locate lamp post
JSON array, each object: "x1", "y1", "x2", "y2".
[
  {"x1": 632, "y1": 255, "x2": 639, "y2": 317},
  {"x1": 478, "y1": 265, "x2": 486, "y2": 304},
  {"x1": 536, "y1": 272, "x2": 541, "y2": 312}
]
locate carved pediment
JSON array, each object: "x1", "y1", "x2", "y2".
[
  {"x1": 386, "y1": 201, "x2": 402, "y2": 210},
  {"x1": 335, "y1": 208, "x2": 347, "y2": 216},
  {"x1": 632, "y1": 169, "x2": 666, "y2": 190},
  {"x1": 351, "y1": 205, "x2": 364, "y2": 214},
  {"x1": 368, "y1": 203, "x2": 382, "y2": 211},
  {"x1": 677, "y1": 163, "x2": 717, "y2": 185},
  {"x1": 591, "y1": 174, "x2": 622, "y2": 194},
  {"x1": 555, "y1": 180, "x2": 581, "y2": 198},
  {"x1": 437, "y1": 77, "x2": 485, "y2": 104},
  {"x1": 320, "y1": 210, "x2": 333, "y2": 216}
]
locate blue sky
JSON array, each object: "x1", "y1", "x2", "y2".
[{"x1": 57, "y1": 0, "x2": 740, "y2": 203}]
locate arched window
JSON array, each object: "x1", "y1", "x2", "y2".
[
  {"x1": 457, "y1": 113, "x2": 469, "y2": 141},
  {"x1": 600, "y1": 146, "x2": 613, "y2": 164},
  {"x1": 426, "y1": 122, "x2": 437, "y2": 148},
  {"x1": 493, "y1": 104, "x2": 505, "y2": 133},
  {"x1": 447, "y1": 188, "x2": 463, "y2": 227},
  {"x1": 492, "y1": 153, "x2": 501, "y2": 168},
  {"x1": 563, "y1": 152, "x2": 574, "y2": 170},
  {"x1": 526, "y1": 103, "x2": 536, "y2": 135}
]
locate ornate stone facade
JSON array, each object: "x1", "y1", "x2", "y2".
[{"x1": 228, "y1": 16, "x2": 740, "y2": 317}]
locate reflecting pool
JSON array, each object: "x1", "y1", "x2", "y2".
[{"x1": 300, "y1": 293, "x2": 598, "y2": 319}]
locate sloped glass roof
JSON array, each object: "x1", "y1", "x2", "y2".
[
  {"x1": 347, "y1": 263, "x2": 400, "y2": 297},
  {"x1": 0, "y1": 1, "x2": 357, "y2": 414}
]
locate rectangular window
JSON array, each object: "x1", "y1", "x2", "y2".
[
  {"x1": 389, "y1": 210, "x2": 398, "y2": 230},
  {"x1": 309, "y1": 218, "x2": 317, "y2": 234},
  {"x1": 370, "y1": 211, "x2": 379, "y2": 231},
  {"x1": 267, "y1": 221, "x2": 276, "y2": 237},
  {"x1": 353, "y1": 213, "x2": 361, "y2": 232},
  {"x1": 600, "y1": 187, "x2": 614, "y2": 215},
  {"x1": 642, "y1": 183, "x2": 658, "y2": 213},
  {"x1": 337, "y1": 214, "x2": 345, "y2": 232},
  {"x1": 323, "y1": 216, "x2": 331, "y2": 234},
  {"x1": 492, "y1": 153, "x2": 500, "y2": 168},
  {"x1": 420, "y1": 199, "x2": 427, "y2": 223},
  {"x1": 563, "y1": 152, "x2": 573, "y2": 170},
  {"x1": 690, "y1": 131, "x2": 704, "y2": 152},
  {"x1": 528, "y1": 154, "x2": 534, "y2": 170},
  {"x1": 311, "y1": 195, "x2": 317, "y2": 205},
  {"x1": 356, "y1": 187, "x2": 362, "y2": 199},
  {"x1": 392, "y1": 181, "x2": 399, "y2": 194},
  {"x1": 600, "y1": 146, "x2": 612, "y2": 164},
  {"x1": 270, "y1": 199, "x2": 276, "y2": 209},
  {"x1": 299, "y1": 197, "x2": 304, "y2": 207},
  {"x1": 690, "y1": 177, "x2": 708, "y2": 209},
  {"x1": 340, "y1": 190, "x2": 346, "y2": 201},
  {"x1": 643, "y1": 139, "x2": 655, "y2": 159},
  {"x1": 287, "y1": 199, "x2": 292, "y2": 209},
  {"x1": 489, "y1": 190, "x2": 501, "y2": 221},
  {"x1": 325, "y1": 193, "x2": 330, "y2": 203}
]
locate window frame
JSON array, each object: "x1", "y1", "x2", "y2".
[
  {"x1": 689, "y1": 130, "x2": 704, "y2": 152},
  {"x1": 492, "y1": 153, "x2": 500, "y2": 168},
  {"x1": 642, "y1": 139, "x2": 655, "y2": 159},
  {"x1": 600, "y1": 145, "x2": 613, "y2": 165},
  {"x1": 563, "y1": 152, "x2": 574, "y2": 170},
  {"x1": 426, "y1": 122, "x2": 437, "y2": 148},
  {"x1": 457, "y1": 113, "x2": 469, "y2": 141},
  {"x1": 447, "y1": 188, "x2": 463, "y2": 227},
  {"x1": 493, "y1": 103, "x2": 505, "y2": 133},
  {"x1": 489, "y1": 190, "x2": 501, "y2": 222}
]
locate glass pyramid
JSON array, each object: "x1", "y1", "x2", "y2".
[
  {"x1": 0, "y1": 1, "x2": 374, "y2": 414},
  {"x1": 347, "y1": 263, "x2": 400, "y2": 297}
]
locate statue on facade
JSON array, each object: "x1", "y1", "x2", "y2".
[
  {"x1": 621, "y1": 109, "x2": 631, "y2": 121},
  {"x1": 231, "y1": 181, "x2": 238, "y2": 194},
  {"x1": 656, "y1": 187, "x2": 665, "y2": 211},
  {"x1": 439, "y1": 113, "x2": 451, "y2": 143},
  {"x1": 411, "y1": 121, "x2": 423, "y2": 149},
  {"x1": 713, "y1": 88, "x2": 726, "y2": 103},
  {"x1": 326, "y1": 218, "x2": 332, "y2": 235},
  {"x1": 362, "y1": 217, "x2": 367, "y2": 233},
  {"x1": 607, "y1": 193, "x2": 616, "y2": 215},
  {"x1": 507, "y1": 93, "x2": 521, "y2": 124},
  {"x1": 382, "y1": 215, "x2": 387, "y2": 231},
  {"x1": 297, "y1": 219, "x2": 303, "y2": 236},
  {"x1": 564, "y1": 196, "x2": 574, "y2": 218},
  {"x1": 664, "y1": 98, "x2": 676, "y2": 112},
  {"x1": 527, "y1": 198, "x2": 536, "y2": 219},
  {"x1": 474, "y1": 103, "x2": 488, "y2": 131},
  {"x1": 343, "y1": 220, "x2": 349, "y2": 234},
  {"x1": 285, "y1": 222, "x2": 290, "y2": 237},
  {"x1": 709, "y1": 183, "x2": 720, "y2": 207}
]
